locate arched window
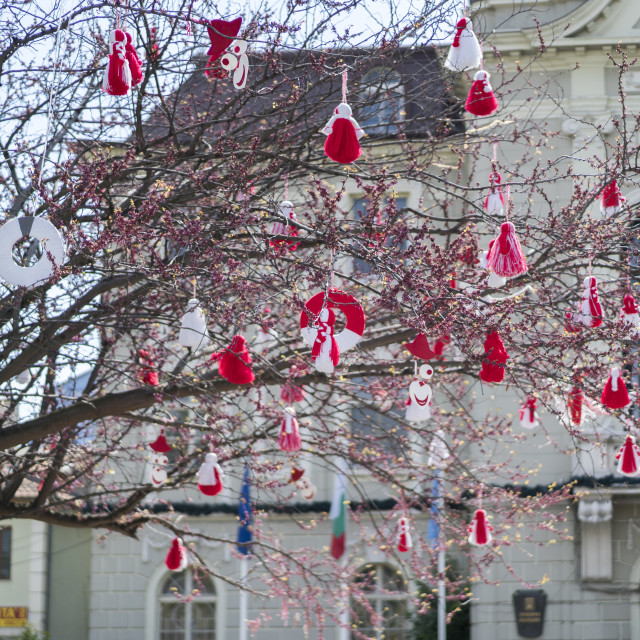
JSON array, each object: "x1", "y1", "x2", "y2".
[
  {"x1": 351, "y1": 563, "x2": 410, "y2": 640},
  {"x1": 358, "y1": 69, "x2": 405, "y2": 137},
  {"x1": 158, "y1": 570, "x2": 216, "y2": 640}
]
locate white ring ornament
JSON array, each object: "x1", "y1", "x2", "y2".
[{"x1": 0, "y1": 217, "x2": 65, "y2": 287}]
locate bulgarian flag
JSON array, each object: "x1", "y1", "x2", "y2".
[{"x1": 329, "y1": 470, "x2": 347, "y2": 559}]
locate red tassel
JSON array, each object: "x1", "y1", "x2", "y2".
[
  {"x1": 601, "y1": 367, "x2": 630, "y2": 410},
  {"x1": 197, "y1": 453, "x2": 224, "y2": 496},
  {"x1": 616, "y1": 435, "x2": 640, "y2": 476},
  {"x1": 278, "y1": 407, "x2": 302, "y2": 452},
  {"x1": 280, "y1": 382, "x2": 305, "y2": 403},
  {"x1": 165, "y1": 538, "x2": 188, "y2": 571},
  {"x1": 486, "y1": 222, "x2": 527, "y2": 278},
  {"x1": 600, "y1": 180, "x2": 625, "y2": 216},
  {"x1": 102, "y1": 29, "x2": 132, "y2": 96},
  {"x1": 465, "y1": 70, "x2": 499, "y2": 117},
  {"x1": 138, "y1": 349, "x2": 159, "y2": 386},
  {"x1": 397, "y1": 516, "x2": 412, "y2": 552},
  {"x1": 323, "y1": 103, "x2": 363, "y2": 164},
  {"x1": 468, "y1": 509, "x2": 493, "y2": 546},
  {"x1": 216, "y1": 335, "x2": 255, "y2": 384},
  {"x1": 479, "y1": 330, "x2": 509, "y2": 383},
  {"x1": 567, "y1": 386, "x2": 583, "y2": 426},
  {"x1": 205, "y1": 17, "x2": 243, "y2": 77},
  {"x1": 124, "y1": 31, "x2": 143, "y2": 86}
]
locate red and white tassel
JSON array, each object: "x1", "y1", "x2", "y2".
[
  {"x1": 102, "y1": 29, "x2": 132, "y2": 96},
  {"x1": 519, "y1": 396, "x2": 539, "y2": 430},
  {"x1": 600, "y1": 180, "x2": 625, "y2": 216},
  {"x1": 278, "y1": 407, "x2": 302, "y2": 452},
  {"x1": 124, "y1": 31, "x2": 143, "y2": 86},
  {"x1": 197, "y1": 453, "x2": 224, "y2": 496},
  {"x1": 213, "y1": 335, "x2": 255, "y2": 384},
  {"x1": 486, "y1": 222, "x2": 527, "y2": 278},
  {"x1": 601, "y1": 367, "x2": 631, "y2": 410},
  {"x1": 465, "y1": 70, "x2": 499, "y2": 117},
  {"x1": 468, "y1": 509, "x2": 493, "y2": 547},
  {"x1": 405, "y1": 361, "x2": 433, "y2": 423},
  {"x1": 567, "y1": 386, "x2": 583, "y2": 426},
  {"x1": 179, "y1": 298, "x2": 209, "y2": 349},
  {"x1": 397, "y1": 516, "x2": 413, "y2": 553},
  {"x1": 165, "y1": 537, "x2": 188, "y2": 571},
  {"x1": 444, "y1": 18, "x2": 482, "y2": 72},
  {"x1": 616, "y1": 435, "x2": 640, "y2": 477},
  {"x1": 484, "y1": 172, "x2": 504, "y2": 215},
  {"x1": 571, "y1": 276, "x2": 603, "y2": 328},
  {"x1": 620, "y1": 294, "x2": 640, "y2": 333}
]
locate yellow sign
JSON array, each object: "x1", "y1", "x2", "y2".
[{"x1": 0, "y1": 607, "x2": 28, "y2": 627}]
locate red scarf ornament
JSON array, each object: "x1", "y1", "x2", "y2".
[{"x1": 600, "y1": 180, "x2": 625, "y2": 216}]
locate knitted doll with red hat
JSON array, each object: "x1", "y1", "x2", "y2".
[
  {"x1": 322, "y1": 103, "x2": 364, "y2": 164},
  {"x1": 484, "y1": 172, "x2": 504, "y2": 215},
  {"x1": 465, "y1": 71, "x2": 499, "y2": 117},
  {"x1": 445, "y1": 18, "x2": 482, "y2": 71},
  {"x1": 616, "y1": 435, "x2": 640, "y2": 477},
  {"x1": 601, "y1": 367, "x2": 631, "y2": 410},
  {"x1": 165, "y1": 538, "x2": 188, "y2": 571},
  {"x1": 311, "y1": 308, "x2": 340, "y2": 374},
  {"x1": 572, "y1": 276, "x2": 604, "y2": 328},
  {"x1": 197, "y1": 453, "x2": 224, "y2": 496},
  {"x1": 278, "y1": 407, "x2": 302, "y2": 452},
  {"x1": 620, "y1": 294, "x2": 640, "y2": 333}
]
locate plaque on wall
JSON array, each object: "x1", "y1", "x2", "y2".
[{"x1": 512, "y1": 589, "x2": 546, "y2": 638}]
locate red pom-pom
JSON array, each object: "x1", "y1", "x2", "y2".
[
  {"x1": 124, "y1": 31, "x2": 143, "y2": 86},
  {"x1": 197, "y1": 453, "x2": 224, "y2": 496},
  {"x1": 217, "y1": 335, "x2": 255, "y2": 384},
  {"x1": 323, "y1": 103, "x2": 362, "y2": 164},
  {"x1": 102, "y1": 30, "x2": 132, "y2": 96},
  {"x1": 278, "y1": 407, "x2": 302, "y2": 452},
  {"x1": 616, "y1": 435, "x2": 640, "y2": 476},
  {"x1": 567, "y1": 386, "x2": 583, "y2": 426},
  {"x1": 165, "y1": 538, "x2": 188, "y2": 571},
  {"x1": 486, "y1": 221, "x2": 527, "y2": 278},
  {"x1": 601, "y1": 367, "x2": 631, "y2": 410},
  {"x1": 465, "y1": 70, "x2": 498, "y2": 117},
  {"x1": 468, "y1": 509, "x2": 493, "y2": 546},
  {"x1": 479, "y1": 330, "x2": 509, "y2": 383}
]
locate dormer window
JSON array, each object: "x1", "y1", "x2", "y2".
[{"x1": 358, "y1": 68, "x2": 405, "y2": 137}]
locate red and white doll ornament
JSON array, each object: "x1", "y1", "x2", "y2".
[
  {"x1": 165, "y1": 538, "x2": 188, "y2": 572},
  {"x1": 213, "y1": 335, "x2": 255, "y2": 384},
  {"x1": 220, "y1": 39, "x2": 249, "y2": 90},
  {"x1": 465, "y1": 70, "x2": 499, "y2": 117},
  {"x1": 486, "y1": 221, "x2": 527, "y2": 278},
  {"x1": 300, "y1": 288, "x2": 366, "y2": 375},
  {"x1": 479, "y1": 330, "x2": 509, "y2": 383},
  {"x1": 468, "y1": 509, "x2": 493, "y2": 547},
  {"x1": 322, "y1": 69, "x2": 364, "y2": 165},
  {"x1": 484, "y1": 172, "x2": 504, "y2": 215},
  {"x1": 519, "y1": 396, "x2": 539, "y2": 430},
  {"x1": 205, "y1": 17, "x2": 242, "y2": 77},
  {"x1": 616, "y1": 435, "x2": 640, "y2": 477},
  {"x1": 197, "y1": 453, "x2": 224, "y2": 496},
  {"x1": 444, "y1": 18, "x2": 482, "y2": 71},
  {"x1": 620, "y1": 294, "x2": 640, "y2": 333},
  {"x1": 600, "y1": 180, "x2": 625, "y2": 217},
  {"x1": 601, "y1": 367, "x2": 631, "y2": 410},
  {"x1": 103, "y1": 29, "x2": 132, "y2": 96},
  {"x1": 405, "y1": 362, "x2": 434, "y2": 423},
  {"x1": 397, "y1": 516, "x2": 413, "y2": 553},
  {"x1": 570, "y1": 276, "x2": 603, "y2": 328},
  {"x1": 278, "y1": 407, "x2": 302, "y2": 452},
  {"x1": 567, "y1": 386, "x2": 583, "y2": 426},
  {"x1": 270, "y1": 200, "x2": 299, "y2": 250},
  {"x1": 179, "y1": 298, "x2": 209, "y2": 349}
]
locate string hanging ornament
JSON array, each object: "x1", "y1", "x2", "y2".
[
  {"x1": 566, "y1": 264, "x2": 604, "y2": 330},
  {"x1": 486, "y1": 186, "x2": 527, "y2": 278},
  {"x1": 179, "y1": 281, "x2": 210, "y2": 349},
  {"x1": 102, "y1": 5, "x2": 143, "y2": 96},
  {"x1": 322, "y1": 67, "x2": 364, "y2": 164}
]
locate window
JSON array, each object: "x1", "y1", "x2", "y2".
[
  {"x1": 351, "y1": 563, "x2": 410, "y2": 640},
  {"x1": 0, "y1": 527, "x2": 11, "y2": 579},
  {"x1": 159, "y1": 570, "x2": 216, "y2": 640},
  {"x1": 358, "y1": 69, "x2": 405, "y2": 137}
]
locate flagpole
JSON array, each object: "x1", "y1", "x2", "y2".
[
  {"x1": 239, "y1": 556, "x2": 249, "y2": 640},
  {"x1": 436, "y1": 469, "x2": 446, "y2": 640}
]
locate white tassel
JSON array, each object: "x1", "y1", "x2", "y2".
[{"x1": 179, "y1": 298, "x2": 209, "y2": 349}]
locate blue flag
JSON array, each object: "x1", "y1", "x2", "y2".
[
  {"x1": 237, "y1": 465, "x2": 252, "y2": 556},
  {"x1": 427, "y1": 475, "x2": 439, "y2": 546}
]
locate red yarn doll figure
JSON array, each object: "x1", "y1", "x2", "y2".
[
  {"x1": 572, "y1": 276, "x2": 603, "y2": 328},
  {"x1": 102, "y1": 29, "x2": 132, "y2": 96},
  {"x1": 322, "y1": 103, "x2": 364, "y2": 164},
  {"x1": 616, "y1": 435, "x2": 640, "y2": 477},
  {"x1": 270, "y1": 201, "x2": 299, "y2": 250},
  {"x1": 214, "y1": 335, "x2": 255, "y2": 384},
  {"x1": 198, "y1": 453, "x2": 224, "y2": 496},
  {"x1": 124, "y1": 32, "x2": 143, "y2": 86},
  {"x1": 311, "y1": 308, "x2": 340, "y2": 374},
  {"x1": 468, "y1": 509, "x2": 493, "y2": 546},
  {"x1": 165, "y1": 538, "x2": 188, "y2": 572},
  {"x1": 397, "y1": 517, "x2": 413, "y2": 552},
  {"x1": 278, "y1": 407, "x2": 302, "y2": 452},
  {"x1": 484, "y1": 172, "x2": 504, "y2": 215},
  {"x1": 567, "y1": 386, "x2": 583, "y2": 426},
  {"x1": 479, "y1": 331, "x2": 509, "y2": 383},
  {"x1": 465, "y1": 70, "x2": 499, "y2": 117},
  {"x1": 486, "y1": 222, "x2": 527, "y2": 278},
  {"x1": 600, "y1": 180, "x2": 625, "y2": 216},
  {"x1": 519, "y1": 396, "x2": 539, "y2": 430},
  {"x1": 620, "y1": 294, "x2": 640, "y2": 333},
  {"x1": 601, "y1": 367, "x2": 631, "y2": 410}
]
